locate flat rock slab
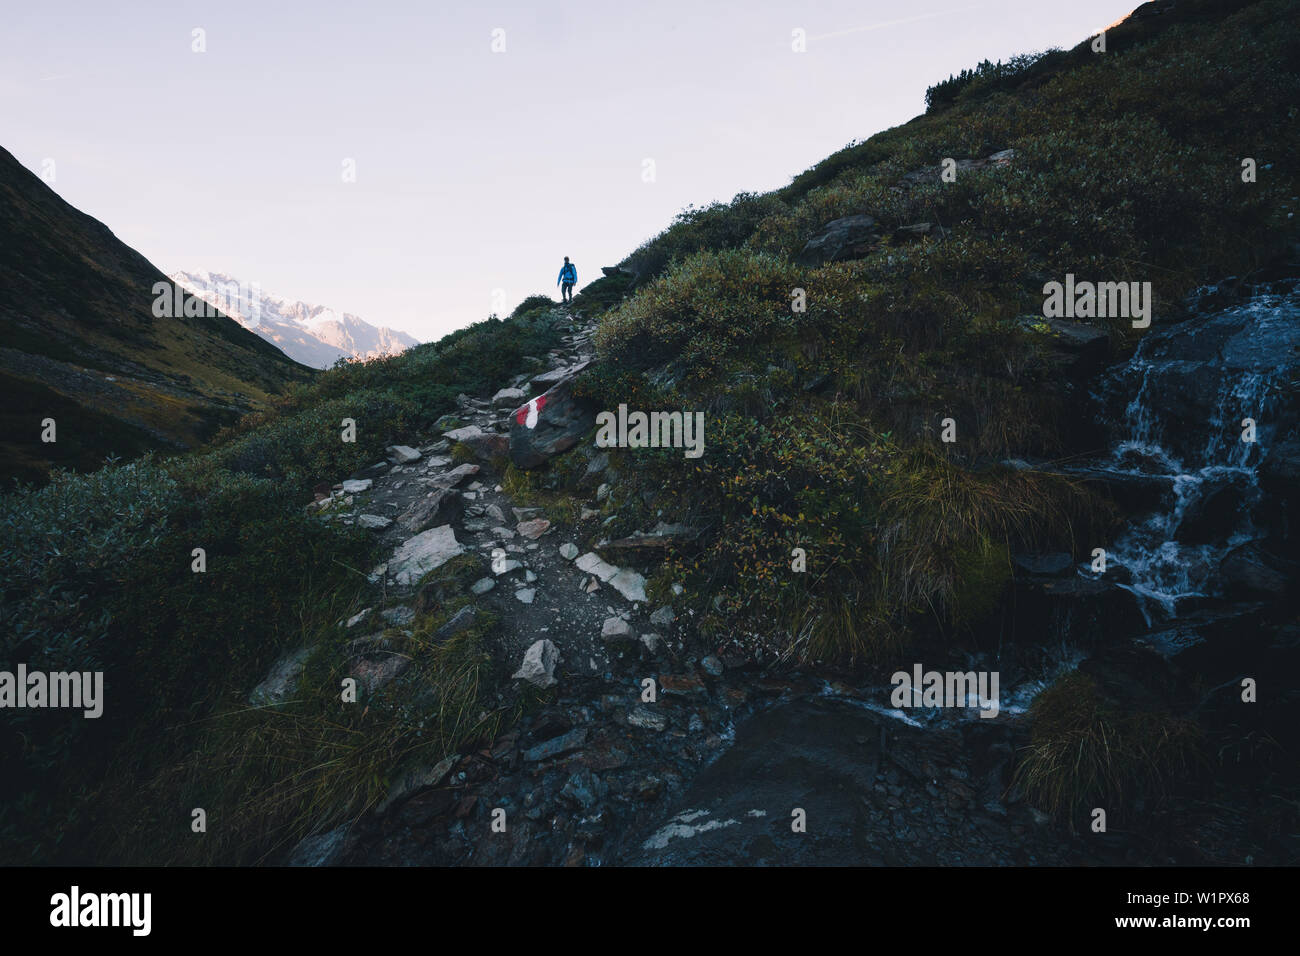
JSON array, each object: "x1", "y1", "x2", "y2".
[
  {"x1": 517, "y1": 518, "x2": 551, "y2": 540},
  {"x1": 386, "y1": 445, "x2": 422, "y2": 464},
  {"x1": 523, "y1": 727, "x2": 588, "y2": 763},
  {"x1": 576, "y1": 552, "x2": 619, "y2": 582},
  {"x1": 493, "y1": 387, "x2": 527, "y2": 407},
  {"x1": 399, "y1": 487, "x2": 460, "y2": 533},
  {"x1": 609, "y1": 569, "x2": 648, "y2": 603},
  {"x1": 388, "y1": 525, "x2": 464, "y2": 586},
  {"x1": 443, "y1": 425, "x2": 485, "y2": 443},
  {"x1": 432, "y1": 464, "x2": 480, "y2": 487}
]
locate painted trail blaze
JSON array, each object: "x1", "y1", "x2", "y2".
[{"x1": 516, "y1": 394, "x2": 547, "y2": 428}]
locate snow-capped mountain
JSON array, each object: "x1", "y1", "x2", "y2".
[{"x1": 168, "y1": 270, "x2": 419, "y2": 369}]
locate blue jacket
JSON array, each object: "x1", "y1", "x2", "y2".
[{"x1": 558, "y1": 263, "x2": 577, "y2": 285}]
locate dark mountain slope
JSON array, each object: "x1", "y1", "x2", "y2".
[{"x1": 0, "y1": 146, "x2": 313, "y2": 483}]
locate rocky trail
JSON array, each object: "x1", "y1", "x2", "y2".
[
  {"x1": 274, "y1": 281, "x2": 1294, "y2": 868},
  {"x1": 268, "y1": 308, "x2": 1143, "y2": 868}
]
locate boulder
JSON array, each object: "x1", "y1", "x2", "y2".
[
  {"x1": 1011, "y1": 552, "x2": 1075, "y2": 577},
  {"x1": 341, "y1": 478, "x2": 372, "y2": 494},
  {"x1": 795, "y1": 214, "x2": 879, "y2": 267},
  {"x1": 492, "y1": 387, "x2": 527, "y2": 408},
  {"x1": 249, "y1": 647, "x2": 313, "y2": 706},
  {"x1": 601, "y1": 617, "x2": 636, "y2": 642},
  {"x1": 512, "y1": 639, "x2": 560, "y2": 688},
  {"x1": 385, "y1": 445, "x2": 421, "y2": 464},
  {"x1": 431, "y1": 463, "x2": 480, "y2": 488},
  {"x1": 1221, "y1": 544, "x2": 1293, "y2": 599},
  {"x1": 529, "y1": 359, "x2": 590, "y2": 391},
  {"x1": 387, "y1": 525, "x2": 464, "y2": 586},
  {"x1": 441, "y1": 424, "x2": 508, "y2": 461},
  {"x1": 398, "y1": 487, "x2": 461, "y2": 533},
  {"x1": 509, "y1": 379, "x2": 597, "y2": 469}
]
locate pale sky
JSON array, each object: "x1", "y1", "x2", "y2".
[{"x1": 2, "y1": 0, "x2": 1138, "y2": 342}]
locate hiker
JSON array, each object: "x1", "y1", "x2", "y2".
[{"x1": 557, "y1": 256, "x2": 577, "y2": 303}]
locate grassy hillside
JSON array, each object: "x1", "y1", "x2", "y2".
[
  {"x1": 0, "y1": 145, "x2": 316, "y2": 483},
  {"x1": 0, "y1": 295, "x2": 564, "y2": 864},
  {"x1": 1, "y1": 0, "x2": 1296, "y2": 864},
  {"x1": 569, "y1": 0, "x2": 1300, "y2": 661}
]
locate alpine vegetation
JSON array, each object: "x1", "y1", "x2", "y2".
[
  {"x1": 1042, "y1": 274, "x2": 1154, "y2": 328},
  {"x1": 594, "y1": 404, "x2": 705, "y2": 458}
]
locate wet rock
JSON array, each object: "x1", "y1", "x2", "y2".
[
  {"x1": 700, "y1": 655, "x2": 724, "y2": 677},
  {"x1": 1012, "y1": 552, "x2": 1074, "y2": 577},
  {"x1": 512, "y1": 639, "x2": 560, "y2": 688},
  {"x1": 1176, "y1": 475, "x2": 1246, "y2": 545},
  {"x1": 1221, "y1": 544, "x2": 1293, "y2": 598}
]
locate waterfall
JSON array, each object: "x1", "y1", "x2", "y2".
[{"x1": 1094, "y1": 281, "x2": 1299, "y2": 625}]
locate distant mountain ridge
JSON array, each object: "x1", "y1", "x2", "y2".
[{"x1": 169, "y1": 270, "x2": 419, "y2": 369}]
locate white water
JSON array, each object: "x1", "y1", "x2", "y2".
[{"x1": 1097, "y1": 284, "x2": 1298, "y2": 624}]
